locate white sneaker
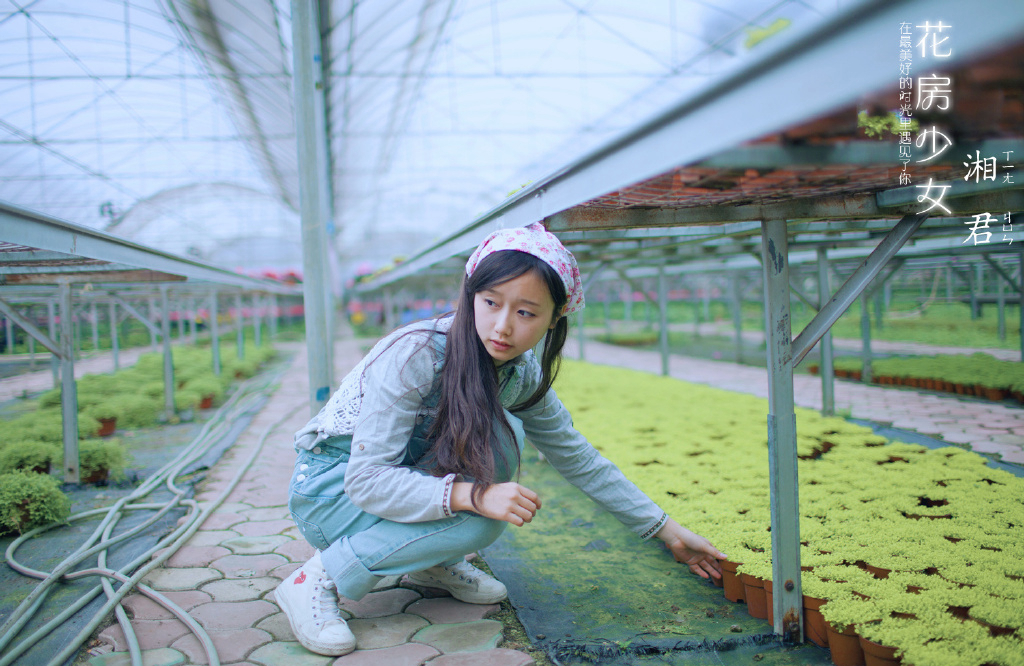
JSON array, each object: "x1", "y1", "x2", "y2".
[
  {"x1": 274, "y1": 551, "x2": 356, "y2": 656},
  {"x1": 406, "y1": 559, "x2": 507, "y2": 604}
]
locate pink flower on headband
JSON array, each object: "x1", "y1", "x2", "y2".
[{"x1": 465, "y1": 223, "x2": 585, "y2": 316}]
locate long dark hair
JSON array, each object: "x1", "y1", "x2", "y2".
[{"x1": 428, "y1": 250, "x2": 569, "y2": 509}]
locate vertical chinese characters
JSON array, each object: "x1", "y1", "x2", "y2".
[{"x1": 913, "y1": 21, "x2": 953, "y2": 216}]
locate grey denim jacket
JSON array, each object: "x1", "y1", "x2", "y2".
[{"x1": 294, "y1": 317, "x2": 669, "y2": 540}]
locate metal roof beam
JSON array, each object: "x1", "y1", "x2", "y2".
[
  {"x1": 356, "y1": 0, "x2": 1024, "y2": 288},
  {"x1": 0, "y1": 297, "x2": 62, "y2": 356},
  {"x1": 0, "y1": 202, "x2": 300, "y2": 294},
  {"x1": 792, "y1": 213, "x2": 928, "y2": 366}
]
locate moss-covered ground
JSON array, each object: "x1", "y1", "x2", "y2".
[{"x1": 484, "y1": 454, "x2": 832, "y2": 665}]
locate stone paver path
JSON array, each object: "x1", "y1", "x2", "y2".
[
  {"x1": 567, "y1": 339, "x2": 1024, "y2": 464},
  {"x1": 88, "y1": 338, "x2": 536, "y2": 666}
]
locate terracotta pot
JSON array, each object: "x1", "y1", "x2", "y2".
[
  {"x1": 860, "y1": 636, "x2": 900, "y2": 665},
  {"x1": 851, "y1": 371, "x2": 862, "y2": 381},
  {"x1": 825, "y1": 623, "x2": 865, "y2": 666},
  {"x1": 803, "y1": 595, "x2": 829, "y2": 648},
  {"x1": 763, "y1": 578, "x2": 774, "y2": 626},
  {"x1": 97, "y1": 417, "x2": 117, "y2": 437},
  {"x1": 740, "y1": 573, "x2": 768, "y2": 620},
  {"x1": 721, "y1": 560, "x2": 745, "y2": 603},
  {"x1": 984, "y1": 387, "x2": 1005, "y2": 401},
  {"x1": 809, "y1": 364, "x2": 819, "y2": 375},
  {"x1": 81, "y1": 468, "x2": 109, "y2": 484},
  {"x1": 200, "y1": 395, "x2": 214, "y2": 409},
  {"x1": 955, "y1": 383, "x2": 965, "y2": 394}
]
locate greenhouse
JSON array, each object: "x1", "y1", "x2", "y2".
[{"x1": 1, "y1": 1, "x2": 1022, "y2": 665}]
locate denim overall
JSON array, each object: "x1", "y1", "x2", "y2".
[{"x1": 287, "y1": 338, "x2": 525, "y2": 601}]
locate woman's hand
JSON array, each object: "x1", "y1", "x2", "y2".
[
  {"x1": 655, "y1": 518, "x2": 727, "y2": 580},
  {"x1": 452, "y1": 481, "x2": 541, "y2": 526}
]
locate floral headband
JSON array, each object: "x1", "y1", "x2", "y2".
[{"x1": 465, "y1": 223, "x2": 585, "y2": 316}]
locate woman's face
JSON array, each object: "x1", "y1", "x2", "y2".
[{"x1": 474, "y1": 270, "x2": 558, "y2": 366}]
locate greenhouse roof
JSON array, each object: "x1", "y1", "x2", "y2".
[
  {"x1": 354, "y1": 0, "x2": 1024, "y2": 290},
  {"x1": 2, "y1": 0, "x2": 868, "y2": 274}
]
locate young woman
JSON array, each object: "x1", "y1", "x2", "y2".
[{"x1": 275, "y1": 223, "x2": 725, "y2": 656}]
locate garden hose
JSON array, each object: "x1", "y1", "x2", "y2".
[{"x1": 0, "y1": 363, "x2": 302, "y2": 666}]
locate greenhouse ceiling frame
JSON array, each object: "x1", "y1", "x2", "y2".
[
  {"x1": 347, "y1": 0, "x2": 1024, "y2": 646},
  {"x1": 0, "y1": 202, "x2": 301, "y2": 484}
]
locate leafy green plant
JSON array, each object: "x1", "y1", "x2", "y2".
[
  {"x1": 857, "y1": 110, "x2": 918, "y2": 138},
  {"x1": 183, "y1": 375, "x2": 225, "y2": 403},
  {"x1": 0, "y1": 441, "x2": 60, "y2": 474},
  {"x1": 0, "y1": 471, "x2": 71, "y2": 534},
  {"x1": 79, "y1": 439, "x2": 127, "y2": 483},
  {"x1": 554, "y1": 360, "x2": 1024, "y2": 659},
  {"x1": 173, "y1": 389, "x2": 201, "y2": 411}
]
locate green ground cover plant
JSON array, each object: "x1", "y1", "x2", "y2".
[
  {"x1": 824, "y1": 353, "x2": 1024, "y2": 401},
  {"x1": 0, "y1": 341, "x2": 277, "y2": 533},
  {"x1": 0, "y1": 471, "x2": 72, "y2": 535},
  {"x1": 554, "y1": 360, "x2": 1024, "y2": 665}
]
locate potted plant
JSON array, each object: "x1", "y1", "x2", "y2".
[
  {"x1": 79, "y1": 439, "x2": 127, "y2": 484},
  {"x1": 83, "y1": 401, "x2": 120, "y2": 437},
  {"x1": 0, "y1": 441, "x2": 60, "y2": 475},
  {"x1": 0, "y1": 471, "x2": 71, "y2": 535},
  {"x1": 184, "y1": 375, "x2": 224, "y2": 409}
]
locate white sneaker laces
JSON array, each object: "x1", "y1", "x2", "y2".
[
  {"x1": 312, "y1": 576, "x2": 343, "y2": 626},
  {"x1": 446, "y1": 561, "x2": 479, "y2": 583}
]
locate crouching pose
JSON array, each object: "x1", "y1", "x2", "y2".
[{"x1": 276, "y1": 223, "x2": 725, "y2": 656}]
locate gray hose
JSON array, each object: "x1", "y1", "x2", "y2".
[{"x1": 1, "y1": 365, "x2": 301, "y2": 666}]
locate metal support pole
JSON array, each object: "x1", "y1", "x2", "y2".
[
  {"x1": 622, "y1": 285, "x2": 632, "y2": 322},
  {"x1": 74, "y1": 310, "x2": 81, "y2": 358},
  {"x1": 702, "y1": 278, "x2": 711, "y2": 322},
  {"x1": 816, "y1": 248, "x2": 835, "y2": 417},
  {"x1": 760, "y1": 219, "x2": 802, "y2": 642},
  {"x1": 148, "y1": 295, "x2": 158, "y2": 351},
  {"x1": 109, "y1": 301, "x2": 119, "y2": 372},
  {"x1": 28, "y1": 327, "x2": 35, "y2": 369},
  {"x1": 968, "y1": 267, "x2": 979, "y2": 320},
  {"x1": 48, "y1": 300, "x2": 58, "y2": 388},
  {"x1": 90, "y1": 301, "x2": 99, "y2": 351},
  {"x1": 997, "y1": 275, "x2": 1006, "y2": 341},
  {"x1": 873, "y1": 290, "x2": 884, "y2": 330},
  {"x1": 58, "y1": 281, "x2": 80, "y2": 484},
  {"x1": 236, "y1": 292, "x2": 245, "y2": 360},
  {"x1": 253, "y1": 294, "x2": 262, "y2": 347},
  {"x1": 189, "y1": 296, "x2": 197, "y2": 345},
  {"x1": 658, "y1": 265, "x2": 669, "y2": 377},
  {"x1": 731, "y1": 273, "x2": 743, "y2": 364},
  {"x1": 160, "y1": 285, "x2": 175, "y2": 419},
  {"x1": 210, "y1": 291, "x2": 221, "y2": 376},
  {"x1": 270, "y1": 295, "x2": 279, "y2": 340},
  {"x1": 292, "y1": 0, "x2": 334, "y2": 413},
  {"x1": 860, "y1": 292, "x2": 873, "y2": 383},
  {"x1": 4, "y1": 315, "x2": 12, "y2": 355},
  {"x1": 792, "y1": 214, "x2": 927, "y2": 365},
  {"x1": 383, "y1": 290, "x2": 394, "y2": 332},
  {"x1": 692, "y1": 298, "x2": 701, "y2": 340},
  {"x1": 177, "y1": 295, "x2": 187, "y2": 341},
  {"x1": 983, "y1": 254, "x2": 1023, "y2": 295}
]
